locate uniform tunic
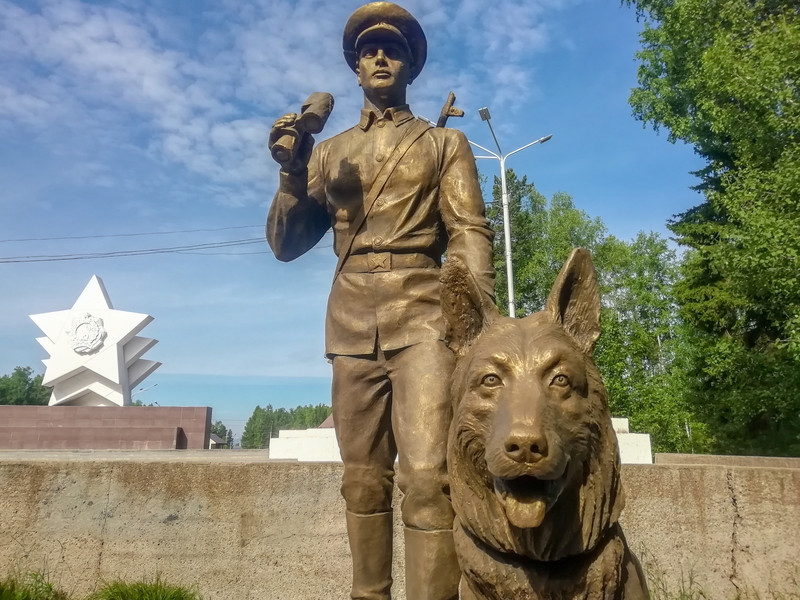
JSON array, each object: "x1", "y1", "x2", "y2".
[{"x1": 267, "y1": 104, "x2": 494, "y2": 356}]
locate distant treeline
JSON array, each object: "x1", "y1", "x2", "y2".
[
  {"x1": 241, "y1": 403, "x2": 332, "y2": 449},
  {"x1": 0, "y1": 367, "x2": 49, "y2": 405}
]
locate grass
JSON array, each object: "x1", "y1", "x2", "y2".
[
  {"x1": 87, "y1": 578, "x2": 200, "y2": 600},
  {"x1": 640, "y1": 546, "x2": 708, "y2": 600},
  {"x1": 2, "y1": 569, "x2": 797, "y2": 600},
  {"x1": 0, "y1": 576, "x2": 200, "y2": 600},
  {"x1": 639, "y1": 545, "x2": 800, "y2": 600},
  {"x1": 0, "y1": 573, "x2": 70, "y2": 600}
]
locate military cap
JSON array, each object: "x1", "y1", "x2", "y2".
[{"x1": 343, "y1": 2, "x2": 427, "y2": 81}]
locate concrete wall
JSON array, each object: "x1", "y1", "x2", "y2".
[
  {"x1": 656, "y1": 452, "x2": 800, "y2": 469},
  {"x1": 0, "y1": 452, "x2": 797, "y2": 599}
]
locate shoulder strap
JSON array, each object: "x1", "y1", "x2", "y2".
[{"x1": 332, "y1": 118, "x2": 431, "y2": 282}]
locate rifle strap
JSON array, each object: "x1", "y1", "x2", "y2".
[{"x1": 333, "y1": 118, "x2": 431, "y2": 282}]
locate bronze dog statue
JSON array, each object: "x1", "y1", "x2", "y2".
[{"x1": 441, "y1": 248, "x2": 649, "y2": 600}]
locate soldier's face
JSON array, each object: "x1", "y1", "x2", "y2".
[{"x1": 356, "y1": 40, "x2": 411, "y2": 98}]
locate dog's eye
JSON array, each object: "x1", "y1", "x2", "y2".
[
  {"x1": 551, "y1": 374, "x2": 570, "y2": 387},
  {"x1": 480, "y1": 373, "x2": 502, "y2": 387}
]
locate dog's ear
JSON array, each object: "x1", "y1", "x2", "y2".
[
  {"x1": 545, "y1": 248, "x2": 601, "y2": 353},
  {"x1": 441, "y1": 257, "x2": 498, "y2": 355}
]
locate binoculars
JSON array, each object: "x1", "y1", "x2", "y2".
[{"x1": 271, "y1": 92, "x2": 335, "y2": 167}]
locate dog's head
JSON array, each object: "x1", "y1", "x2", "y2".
[{"x1": 442, "y1": 248, "x2": 624, "y2": 561}]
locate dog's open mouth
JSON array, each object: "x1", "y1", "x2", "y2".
[{"x1": 493, "y1": 475, "x2": 562, "y2": 529}]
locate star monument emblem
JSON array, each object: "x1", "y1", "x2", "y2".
[{"x1": 30, "y1": 275, "x2": 161, "y2": 406}]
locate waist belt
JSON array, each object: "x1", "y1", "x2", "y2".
[{"x1": 340, "y1": 252, "x2": 439, "y2": 273}]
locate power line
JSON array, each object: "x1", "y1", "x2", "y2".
[
  {"x1": 0, "y1": 225, "x2": 262, "y2": 243},
  {"x1": 0, "y1": 222, "x2": 333, "y2": 263},
  {"x1": 175, "y1": 250, "x2": 272, "y2": 256},
  {"x1": 0, "y1": 238, "x2": 264, "y2": 263},
  {"x1": 171, "y1": 243, "x2": 334, "y2": 256}
]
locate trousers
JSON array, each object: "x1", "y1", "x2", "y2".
[{"x1": 331, "y1": 339, "x2": 455, "y2": 530}]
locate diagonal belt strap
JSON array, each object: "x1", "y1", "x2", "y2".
[{"x1": 333, "y1": 118, "x2": 431, "y2": 283}]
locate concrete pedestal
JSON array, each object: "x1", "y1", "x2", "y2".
[{"x1": 0, "y1": 406, "x2": 211, "y2": 450}]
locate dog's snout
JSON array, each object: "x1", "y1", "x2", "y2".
[{"x1": 504, "y1": 429, "x2": 548, "y2": 464}]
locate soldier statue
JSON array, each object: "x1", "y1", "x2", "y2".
[{"x1": 266, "y1": 2, "x2": 494, "y2": 598}]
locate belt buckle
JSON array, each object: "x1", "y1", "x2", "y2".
[{"x1": 368, "y1": 252, "x2": 391, "y2": 272}]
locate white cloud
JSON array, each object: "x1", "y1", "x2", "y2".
[
  {"x1": 1, "y1": 0, "x2": 247, "y2": 200},
  {"x1": 0, "y1": 0, "x2": 574, "y2": 211},
  {"x1": 0, "y1": 83, "x2": 54, "y2": 125}
]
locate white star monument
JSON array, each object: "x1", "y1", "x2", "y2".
[{"x1": 30, "y1": 275, "x2": 161, "y2": 406}]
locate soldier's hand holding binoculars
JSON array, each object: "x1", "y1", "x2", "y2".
[
  {"x1": 269, "y1": 113, "x2": 314, "y2": 175},
  {"x1": 269, "y1": 92, "x2": 333, "y2": 176}
]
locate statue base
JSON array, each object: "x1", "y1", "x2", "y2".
[{"x1": 0, "y1": 405, "x2": 211, "y2": 450}]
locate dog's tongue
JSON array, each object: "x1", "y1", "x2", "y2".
[{"x1": 504, "y1": 496, "x2": 547, "y2": 528}]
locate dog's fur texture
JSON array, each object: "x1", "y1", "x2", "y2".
[{"x1": 441, "y1": 249, "x2": 649, "y2": 600}]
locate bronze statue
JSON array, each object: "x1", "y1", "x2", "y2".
[
  {"x1": 440, "y1": 249, "x2": 650, "y2": 600},
  {"x1": 266, "y1": 2, "x2": 494, "y2": 599}
]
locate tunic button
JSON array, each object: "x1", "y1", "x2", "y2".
[
  {"x1": 376, "y1": 154, "x2": 385, "y2": 162},
  {"x1": 376, "y1": 120, "x2": 385, "y2": 128},
  {"x1": 374, "y1": 237, "x2": 384, "y2": 247},
  {"x1": 376, "y1": 199, "x2": 385, "y2": 207}
]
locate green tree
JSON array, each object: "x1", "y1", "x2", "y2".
[
  {"x1": 627, "y1": 0, "x2": 800, "y2": 455},
  {"x1": 594, "y1": 234, "x2": 711, "y2": 452},
  {"x1": 487, "y1": 171, "x2": 607, "y2": 316},
  {"x1": 0, "y1": 366, "x2": 50, "y2": 405},
  {"x1": 486, "y1": 171, "x2": 707, "y2": 452},
  {"x1": 289, "y1": 404, "x2": 333, "y2": 428},
  {"x1": 240, "y1": 404, "x2": 332, "y2": 449},
  {"x1": 210, "y1": 420, "x2": 228, "y2": 438}
]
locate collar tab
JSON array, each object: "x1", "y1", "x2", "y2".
[{"x1": 359, "y1": 104, "x2": 413, "y2": 130}]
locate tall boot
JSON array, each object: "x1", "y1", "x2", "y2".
[
  {"x1": 403, "y1": 527, "x2": 461, "y2": 600},
  {"x1": 346, "y1": 510, "x2": 394, "y2": 600}
]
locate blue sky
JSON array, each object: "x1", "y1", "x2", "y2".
[{"x1": 0, "y1": 0, "x2": 702, "y2": 441}]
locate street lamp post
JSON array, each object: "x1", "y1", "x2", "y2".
[
  {"x1": 131, "y1": 383, "x2": 158, "y2": 403},
  {"x1": 472, "y1": 107, "x2": 552, "y2": 318}
]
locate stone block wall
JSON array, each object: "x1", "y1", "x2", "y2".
[
  {"x1": 0, "y1": 406, "x2": 211, "y2": 450},
  {"x1": 0, "y1": 453, "x2": 797, "y2": 600}
]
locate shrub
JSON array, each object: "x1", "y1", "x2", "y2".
[
  {"x1": 88, "y1": 578, "x2": 200, "y2": 600},
  {"x1": 0, "y1": 573, "x2": 69, "y2": 600}
]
